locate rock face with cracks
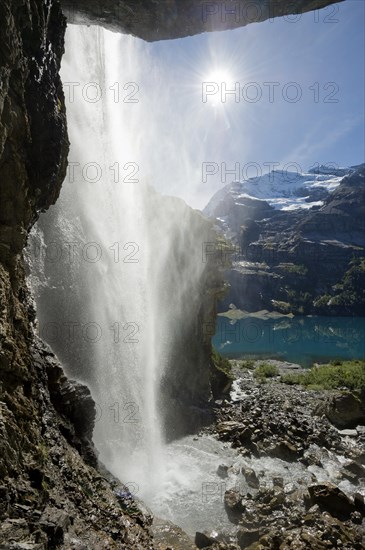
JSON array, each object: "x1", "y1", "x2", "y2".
[{"x1": 61, "y1": 0, "x2": 343, "y2": 40}]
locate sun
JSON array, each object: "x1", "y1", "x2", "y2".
[
  {"x1": 201, "y1": 67, "x2": 236, "y2": 107},
  {"x1": 204, "y1": 68, "x2": 234, "y2": 85}
]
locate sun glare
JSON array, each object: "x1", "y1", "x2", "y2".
[
  {"x1": 204, "y1": 68, "x2": 234, "y2": 85},
  {"x1": 202, "y1": 67, "x2": 236, "y2": 107}
]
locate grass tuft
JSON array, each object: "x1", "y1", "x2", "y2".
[
  {"x1": 253, "y1": 363, "x2": 279, "y2": 381},
  {"x1": 281, "y1": 360, "x2": 365, "y2": 390}
]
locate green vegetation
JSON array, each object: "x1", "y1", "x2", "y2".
[
  {"x1": 314, "y1": 258, "x2": 365, "y2": 314},
  {"x1": 210, "y1": 348, "x2": 234, "y2": 397},
  {"x1": 253, "y1": 363, "x2": 279, "y2": 381},
  {"x1": 284, "y1": 290, "x2": 313, "y2": 315},
  {"x1": 215, "y1": 234, "x2": 235, "y2": 269},
  {"x1": 278, "y1": 263, "x2": 308, "y2": 276},
  {"x1": 281, "y1": 360, "x2": 365, "y2": 390},
  {"x1": 271, "y1": 300, "x2": 292, "y2": 314},
  {"x1": 330, "y1": 258, "x2": 365, "y2": 312},
  {"x1": 313, "y1": 294, "x2": 331, "y2": 309},
  {"x1": 211, "y1": 348, "x2": 233, "y2": 378},
  {"x1": 239, "y1": 359, "x2": 256, "y2": 370},
  {"x1": 36, "y1": 443, "x2": 49, "y2": 465}
]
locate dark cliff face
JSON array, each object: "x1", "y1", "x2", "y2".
[
  {"x1": 61, "y1": 0, "x2": 343, "y2": 39},
  {"x1": 0, "y1": 0, "x2": 68, "y2": 270},
  {"x1": 0, "y1": 0, "x2": 344, "y2": 545}
]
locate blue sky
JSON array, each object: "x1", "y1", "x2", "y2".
[{"x1": 109, "y1": 0, "x2": 365, "y2": 208}]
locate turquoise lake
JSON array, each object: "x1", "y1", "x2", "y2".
[{"x1": 213, "y1": 315, "x2": 365, "y2": 367}]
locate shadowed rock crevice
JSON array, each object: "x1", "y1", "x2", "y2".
[{"x1": 61, "y1": 0, "x2": 344, "y2": 40}]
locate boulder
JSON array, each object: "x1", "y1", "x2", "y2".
[
  {"x1": 216, "y1": 421, "x2": 243, "y2": 439},
  {"x1": 39, "y1": 507, "x2": 71, "y2": 546},
  {"x1": 224, "y1": 489, "x2": 245, "y2": 523},
  {"x1": 238, "y1": 427, "x2": 253, "y2": 445},
  {"x1": 341, "y1": 461, "x2": 365, "y2": 485},
  {"x1": 315, "y1": 391, "x2": 365, "y2": 429},
  {"x1": 308, "y1": 483, "x2": 356, "y2": 519},
  {"x1": 237, "y1": 527, "x2": 260, "y2": 549},
  {"x1": 266, "y1": 440, "x2": 299, "y2": 461},
  {"x1": 242, "y1": 467, "x2": 260, "y2": 489}
]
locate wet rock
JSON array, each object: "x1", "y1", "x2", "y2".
[
  {"x1": 341, "y1": 461, "x2": 365, "y2": 484},
  {"x1": 268, "y1": 491, "x2": 286, "y2": 510},
  {"x1": 339, "y1": 429, "x2": 358, "y2": 437},
  {"x1": 267, "y1": 440, "x2": 299, "y2": 461},
  {"x1": 308, "y1": 483, "x2": 356, "y2": 519},
  {"x1": 354, "y1": 492, "x2": 365, "y2": 513},
  {"x1": 195, "y1": 531, "x2": 215, "y2": 548},
  {"x1": 351, "y1": 511, "x2": 363, "y2": 525},
  {"x1": 237, "y1": 527, "x2": 260, "y2": 548},
  {"x1": 46, "y1": 361, "x2": 97, "y2": 467},
  {"x1": 238, "y1": 427, "x2": 252, "y2": 445},
  {"x1": 217, "y1": 421, "x2": 243, "y2": 434},
  {"x1": 242, "y1": 467, "x2": 260, "y2": 489},
  {"x1": 272, "y1": 477, "x2": 284, "y2": 489},
  {"x1": 224, "y1": 490, "x2": 245, "y2": 524},
  {"x1": 217, "y1": 464, "x2": 229, "y2": 479},
  {"x1": 211, "y1": 360, "x2": 365, "y2": 550}
]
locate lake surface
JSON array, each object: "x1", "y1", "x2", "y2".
[{"x1": 213, "y1": 315, "x2": 365, "y2": 367}]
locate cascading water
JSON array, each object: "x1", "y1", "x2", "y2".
[
  {"x1": 56, "y1": 26, "x2": 164, "y2": 495},
  {"x1": 27, "y1": 23, "x2": 216, "y2": 519}
]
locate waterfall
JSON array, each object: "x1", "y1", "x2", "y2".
[{"x1": 27, "y1": 24, "x2": 214, "y2": 507}]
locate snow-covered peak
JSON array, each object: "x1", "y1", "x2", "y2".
[{"x1": 203, "y1": 165, "x2": 359, "y2": 218}]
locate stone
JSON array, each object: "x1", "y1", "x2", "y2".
[
  {"x1": 0, "y1": 518, "x2": 30, "y2": 542},
  {"x1": 316, "y1": 391, "x2": 365, "y2": 429},
  {"x1": 267, "y1": 440, "x2": 299, "y2": 461},
  {"x1": 341, "y1": 461, "x2": 365, "y2": 484},
  {"x1": 224, "y1": 490, "x2": 245, "y2": 523},
  {"x1": 242, "y1": 467, "x2": 260, "y2": 489},
  {"x1": 216, "y1": 421, "x2": 243, "y2": 438},
  {"x1": 354, "y1": 492, "x2": 365, "y2": 513},
  {"x1": 195, "y1": 531, "x2": 214, "y2": 548},
  {"x1": 272, "y1": 477, "x2": 284, "y2": 488},
  {"x1": 217, "y1": 464, "x2": 229, "y2": 479},
  {"x1": 338, "y1": 429, "x2": 358, "y2": 437},
  {"x1": 238, "y1": 427, "x2": 252, "y2": 444},
  {"x1": 308, "y1": 483, "x2": 356, "y2": 519},
  {"x1": 237, "y1": 527, "x2": 260, "y2": 549},
  {"x1": 268, "y1": 491, "x2": 286, "y2": 509},
  {"x1": 39, "y1": 507, "x2": 71, "y2": 545}
]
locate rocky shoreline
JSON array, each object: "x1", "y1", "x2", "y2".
[{"x1": 194, "y1": 360, "x2": 365, "y2": 549}]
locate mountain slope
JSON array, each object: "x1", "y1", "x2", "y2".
[{"x1": 203, "y1": 164, "x2": 365, "y2": 315}]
